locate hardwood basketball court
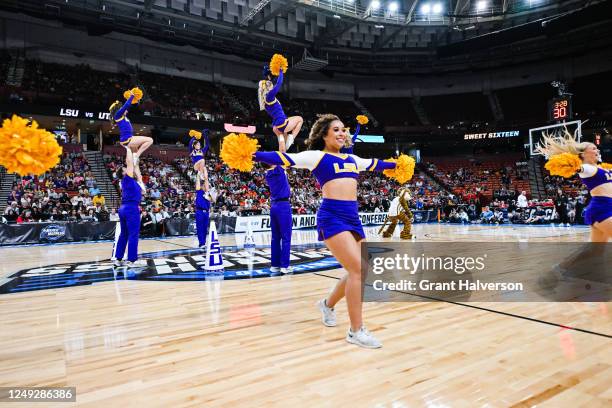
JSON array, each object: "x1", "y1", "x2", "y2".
[{"x1": 0, "y1": 224, "x2": 610, "y2": 407}]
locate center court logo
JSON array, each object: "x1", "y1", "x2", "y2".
[{"x1": 0, "y1": 244, "x2": 339, "y2": 295}]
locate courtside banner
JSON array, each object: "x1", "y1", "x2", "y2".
[
  {"x1": 361, "y1": 242, "x2": 611, "y2": 302},
  {"x1": 234, "y1": 211, "x2": 435, "y2": 233}
]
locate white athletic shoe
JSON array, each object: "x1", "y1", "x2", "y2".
[
  {"x1": 280, "y1": 266, "x2": 293, "y2": 274},
  {"x1": 270, "y1": 266, "x2": 281, "y2": 273},
  {"x1": 125, "y1": 259, "x2": 148, "y2": 268},
  {"x1": 346, "y1": 327, "x2": 382, "y2": 349},
  {"x1": 317, "y1": 299, "x2": 337, "y2": 327},
  {"x1": 112, "y1": 259, "x2": 124, "y2": 267}
]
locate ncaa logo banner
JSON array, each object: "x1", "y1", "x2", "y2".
[{"x1": 0, "y1": 244, "x2": 339, "y2": 295}]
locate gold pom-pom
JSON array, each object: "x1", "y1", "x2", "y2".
[
  {"x1": 132, "y1": 87, "x2": 143, "y2": 102},
  {"x1": 383, "y1": 154, "x2": 415, "y2": 184},
  {"x1": 269, "y1": 54, "x2": 288, "y2": 76},
  {"x1": 189, "y1": 130, "x2": 202, "y2": 140},
  {"x1": 123, "y1": 87, "x2": 143, "y2": 104},
  {"x1": 544, "y1": 153, "x2": 582, "y2": 178},
  {"x1": 220, "y1": 133, "x2": 259, "y2": 172},
  {"x1": 356, "y1": 115, "x2": 369, "y2": 125},
  {"x1": 599, "y1": 162, "x2": 612, "y2": 171},
  {"x1": 0, "y1": 115, "x2": 63, "y2": 176}
]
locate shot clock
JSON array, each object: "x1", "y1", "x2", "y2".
[{"x1": 549, "y1": 96, "x2": 572, "y2": 122}]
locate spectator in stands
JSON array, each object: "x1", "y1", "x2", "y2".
[
  {"x1": 517, "y1": 191, "x2": 528, "y2": 209},
  {"x1": 16, "y1": 210, "x2": 34, "y2": 223},
  {"x1": 526, "y1": 206, "x2": 548, "y2": 224},
  {"x1": 141, "y1": 208, "x2": 155, "y2": 236},
  {"x1": 97, "y1": 206, "x2": 110, "y2": 222},
  {"x1": 66, "y1": 209, "x2": 80, "y2": 222},
  {"x1": 457, "y1": 208, "x2": 470, "y2": 224},
  {"x1": 109, "y1": 208, "x2": 119, "y2": 222},
  {"x1": 493, "y1": 208, "x2": 505, "y2": 224},
  {"x1": 152, "y1": 208, "x2": 164, "y2": 236},
  {"x1": 507, "y1": 209, "x2": 520, "y2": 224},
  {"x1": 480, "y1": 206, "x2": 494, "y2": 224},
  {"x1": 80, "y1": 209, "x2": 98, "y2": 222},
  {"x1": 467, "y1": 202, "x2": 478, "y2": 220},
  {"x1": 89, "y1": 183, "x2": 101, "y2": 196},
  {"x1": 48, "y1": 208, "x2": 64, "y2": 222},
  {"x1": 93, "y1": 193, "x2": 106, "y2": 207},
  {"x1": 4, "y1": 202, "x2": 19, "y2": 222},
  {"x1": 554, "y1": 194, "x2": 569, "y2": 226}
]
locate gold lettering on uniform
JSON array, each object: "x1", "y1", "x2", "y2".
[{"x1": 333, "y1": 163, "x2": 358, "y2": 174}]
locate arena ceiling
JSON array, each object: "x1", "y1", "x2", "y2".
[{"x1": 3, "y1": 0, "x2": 612, "y2": 74}]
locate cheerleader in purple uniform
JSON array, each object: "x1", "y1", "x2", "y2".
[
  {"x1": 189, "y1": 128, "x2": 210, "y2": 179},
  {"x1": 221, "y1": 114, "x2": 415, "y2": 348},
  {"x1": 264, "y1": 165, "x2": 293, "y2": 274},
  {"x1": 112, "y1": 147, "x2": 145, "y2": 268},
  {"x1": 538, "y1": 133, "x2": 612, "y2": 241},
  {"x1": 258, "y1": 67, "x2": 303, "y2": 153},
  {"x1": 108, "y1": 87, "x2": 153, "y2": 173}
]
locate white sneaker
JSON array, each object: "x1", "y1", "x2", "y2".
[
  {"x1": 270, "y1": 266, "x2": 280, "y2": 273},
  {"x1": 125, "y1": 259, "x2": 148, "y2": 268},
  {"x1": 280, "y1": 266, "x2": 293, "y2": 274},
  {"x1": 317, "y1": 299, "x2": 336, "y2": 327},
  {"x1": 346, "y1": 327, "x2": 382, "y2": 349},
  {"x1": 112, "y1": 259, "x2": 124, "y2": 267}
]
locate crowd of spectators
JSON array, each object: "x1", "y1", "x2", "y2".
[
  {"x1": 2, "y1": 146, "x2": 594, "y2": 228},
  {"x1": 3, "y1": 60, "x2": 376, "y2": 133},
  {"x1": 104, "y1": 155, "x2": 194, "y2": 231},
  {"x1": 424, "y1": 157, "x2": 530, "y2": 202},
  {"x1": 3, "y1": 152, "x2": 113, "y2": 223}
]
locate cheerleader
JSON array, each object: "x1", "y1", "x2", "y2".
[
  {"x1": 109, "y1": 87, "x2": 153, "y2": 181},
  {"x1": 265, "y1": 165, "x2": 293, "y2": 274},
  {"x1": 189, "y1": 128, "x2": 210, "y2": 179},
  {"x1": 113, "y1": 147, "x2": 144, "y2": 267},
  {"x1": 340, "y1": 115, "x2": 368, "y2": 154},
  {"x1": 221, "y1": 114, "x2": 415, "y2": 348},
  {"x1": 258, "y1": 63, "x2": 303, "y2": 153},
  {"x1": 537, "y1": 133, "x2": 611, "y2": 241},
  {"x1": 194, "y1": 170, "x2": 211, "y2": 249}
]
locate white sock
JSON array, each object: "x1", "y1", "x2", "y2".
[{"x1": 286, "y1": 134, "x2": 295, "y2": 150}]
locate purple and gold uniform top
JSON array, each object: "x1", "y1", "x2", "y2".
[
  {"x1": 579, "y1": 164, "x2": 612, "y2": 192},
  {"x1": 264, "y1": 70, "x2": 288, "y2": 129},
  {"x1": 114, "y1": 95, "x2": 134, "y2": 144},
  {"x1": 254, "y1": 150, "x2": 395, "y2": 188}
]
